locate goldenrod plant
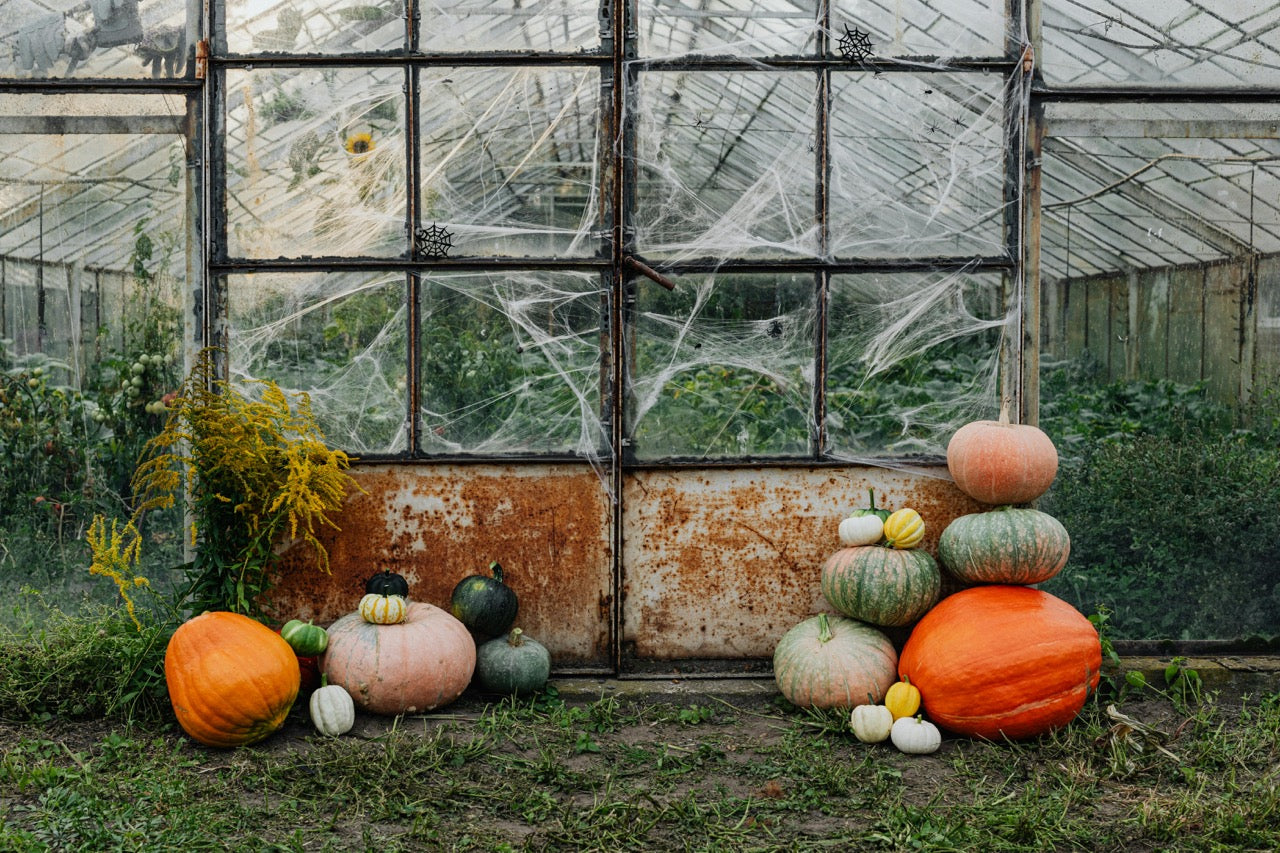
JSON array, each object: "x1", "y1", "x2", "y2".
[{"x1": 89, "y1": 350, "x2": 361, "y2": 618}]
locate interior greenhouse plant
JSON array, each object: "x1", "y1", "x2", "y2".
[{"x1": 1, "y1": 0, "x2": 1278, "y2": 848}]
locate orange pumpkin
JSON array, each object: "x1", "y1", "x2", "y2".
[
  {"x1": 946, "y1": 404, "x2": 1058, "y2": 505},
  {"x1": 165, "y1": 611, "x2": 301, "y2": 748},
  {"x1": 323, "y1": 601, "x2": 476, "y2": 715},
  {"x1": 898, "y1": 585, "x2": 1100, "y2": 740}
]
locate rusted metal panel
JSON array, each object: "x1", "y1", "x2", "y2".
[
  {"x1": 620, "y1": 465, "x2": 981, "y2": 662},
  {"x1": 266, "y1": 463, "x2": 613, "y2": 667}
]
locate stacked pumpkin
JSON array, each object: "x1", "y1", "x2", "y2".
[
  {"x1": 449, "y1": 561, "x2": 553, "y2": 696},
  {"x1": 772, "y1": 490, "x2": 939, "y2": 724},
  {"x1": 896, "y1": 405, "x2": 1102, "y2": 741}
]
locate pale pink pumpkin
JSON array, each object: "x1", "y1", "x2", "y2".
[
  {"x1": 946, "y1": 404, "x2": 1058, "y2": 505},
  {"x1": 323, "y1": 601, "x2": 476, "y2": 715},
  {"x1": 773, "y1": 613, "x2": 898, "y2": 710}
]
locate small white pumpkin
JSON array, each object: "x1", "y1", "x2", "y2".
[
  {"x1": 890, "y1": 715, "x2": 942, "y2": 755},
  {"x1": 838, "y1": 514, "x2": 885, "y2": 548},
  {"x1": 849, "y1": 703, "x2": 894, "y2": 744},
  {"x1": 309, "y1": 683, "x2": 356, "y2": 736},
  {"x1": 359, "y1": 593, "x2": 407, "y2": 625}
]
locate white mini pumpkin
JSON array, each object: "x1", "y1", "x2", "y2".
[
  {"x1": 838, "y1": 514, "x2": 885, "y2": 548},
  {"x1": 890, "y1": 715, "x2": 942, "y2": 755},
  {"x1": 309, "y1": 683, "x2": 356, "y2": 736},
  {"x1": 849, "y1": 703, "x2": 894, "y2": 743}
]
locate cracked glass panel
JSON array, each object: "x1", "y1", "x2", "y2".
[
  {"x1": 418, "y1": 271, "x2": 605, "y2": 456},
  {"x1": 1043, "y1": 0, "x2": 1280, "y2": 87},
  {"x1": 633, "y1": 72, "x2": 819, "y2": 261},
  {"x1": 222, "y1": 66, "x2": 407, "y2": 260},
  {"x1": 629, "y1": 274, "x2": 816, "y2": 460},
  {"x1": 418, "y1": 67, "x2": 601, "y2": 259},
  {"x1": 227, "y1": 271, "x2": 409, "y2": 454},
  {"x1": 418, "y1": 0, "x2": 599, "y2": 53},
  {"x1": 224, "y1": 0, "x2": 405, "y2": 54},
  {"x1": 827, "y1": 271, "x2": 1006, "y2": 460},
  {"x1": 829, "y1": 71, "x2": 1009, "y2": 259},
  {"x1": 1, "y1": 0, "x2": 192, "y2": 79}
]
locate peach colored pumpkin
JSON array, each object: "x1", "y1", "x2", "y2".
[
  {"x1": 946, "y1": 404, "x2": 1058, "y2": 505},
  {"x1": 165, "y1": 611, "x2": 300, "y2": 748},
  {"x1": 773, "y1": 613, "x2": 898, "y2": 710},
  {"x1": 323, "y1": 601, "x2": 475, "y2": 715}
]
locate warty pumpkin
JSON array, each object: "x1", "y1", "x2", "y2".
[
  {"x1": 898, "y1": 585, "x2": 1101, "y2": 740},
  {"x1": 938, "y1": 507, "x2": 1070, "y2": 585},
  {"x1": 821, "y1": 545, "x2": 941, "y2": 627},
  {"x1": 165, "y1": 611, "x2": 300, "y2": 748},
  {"x1": 946, "y1": 403, "x2": 1058, "y2": 505},
  {"x1": 323, "y1": 600, "x2": 476, "y2": 715},
  {"x1": 773, "y1": 613, "x2": 898, "y2": 710}
]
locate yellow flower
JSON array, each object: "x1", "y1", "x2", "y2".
[
  {"x1": 87, "y1": 515, "x2": 150, "y2": 631},
  {"x1": 344, "y1": 132, "x2": 374, "y2": 156}
]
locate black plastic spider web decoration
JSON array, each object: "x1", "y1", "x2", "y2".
[
  {"x1": 838, "y1": 26, "x2": 874, "y2": 62},
  {"x1": 416, "y1": 223, "x2": 454, "y2": 259}
]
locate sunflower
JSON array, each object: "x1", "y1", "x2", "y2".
[{"x1": 344, "y1": 132, "x2": 375, "y2": 156}]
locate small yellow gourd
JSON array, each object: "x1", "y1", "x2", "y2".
[
  {"x1": 884, "y1": 677, "x2": 921, "y2": 720},
  {"x1": 882, "y1": 508, "x2": 925, "y2": 550},
  {"x1": 359, "y1": 593, "x2": 407, "y2": 625}
]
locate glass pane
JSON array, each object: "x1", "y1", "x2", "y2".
[
  {"x1": 419, "y1": 0, "x2": 599, "y2": 53},
  {"x1": 223, "y1": 67, "x2": 407, "y2": 260},
  {"x1": 224, "y1": 0, "x2": 404, "y2": 54},
  {"x1": 832, "y1": 0, "x2": 1010, "y2": 60},
  {"x1": 639, "y1": 0, "x2": 819, "y2": 58},
  {"x1": 826, "y1": 271, "x2": 1005, "y2": 459},
  {"x1": 227, "y1": 271, "x2": 409, "y2": 454},
  {"x1": 829, "y1": 72, "x2": 1008, "y2": 259},
  {"x1": 629, "y1": 273, "x2": 815, "y2": 459},
  {"x1": 418, "y1": 67, "x2": 601, "y2": 259},
  {"x1": 634, "y1": 72, "x2": 818, "y2": 261},
  {"x1": 0, "y1": 93, "x2": 190, "y2": 602},
  {"x1": 1038, "y1": 101, "x2": 1280, "y2": 642},
  {"x1": 0, "y1": 0, "x2": 192, "y2": 79},
  {"x1": 418, "y1": 272, "x2": 605, "y2": 456},
  {"x1": 1043, "y1": 0, "x2": 1280, "y2": 88}
]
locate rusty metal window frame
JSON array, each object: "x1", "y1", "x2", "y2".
[{"x1": 198, "y1": 0, "x2": 1027, "y2": 465}]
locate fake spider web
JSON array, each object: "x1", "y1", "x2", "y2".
[{"x1": 217, "y1": 4, "x2": 1028, "y2": 476}]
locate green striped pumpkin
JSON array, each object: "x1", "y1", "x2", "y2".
[
  {"x1": 821, "y1": 546, "x2": 941, "y2": 627},
  {"x1": 938, "y1": 507, "x2": 1070, "y2": 585},
  {"x1": 773, "y1": 613, "x2": 898, "y2": 710}
]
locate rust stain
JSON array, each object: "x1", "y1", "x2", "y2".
[
  {"x1": 266, "y1": 464, "x2": 612, "y2": 666},
  {"x1": 622, "y1": 465, "x2": 976, "y2": 661}
]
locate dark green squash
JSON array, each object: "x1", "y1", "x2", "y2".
[
  {"x1": 475, "y1": 628, "x2": 551, "y2": 695},
  {"x1": 365, "y1": 570, "x2": 409, "y2": 598},
  {"x1": 450, "y1": 561, "x2": 519, "y2": 638}
]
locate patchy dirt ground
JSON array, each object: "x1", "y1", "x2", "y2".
[{"x1": 2, "y1": 675, "x2": 1278, "y2": 851}]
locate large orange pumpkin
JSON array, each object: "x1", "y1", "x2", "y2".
[
  {"x1": 165, "y1": 611, "x2": 301, "y2": 748},
  {"x1": 323, "y1": 601, "x2": 476, "y2": 715},
  {"x1": 946, "y1": 405, "x2": 1058, "y2": 505},
  {"x1": 898, "y1": 585, "x2": 1100, "y2": 740}
]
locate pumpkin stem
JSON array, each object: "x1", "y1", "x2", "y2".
[
  {"x1": 508, "y1": 627, "x2": 525, "y2": 647},
  {"x1": 867, "y1": 488, "x2": 877, "y2": 511},
  {"x1": 489, "y1": 560, "x2": 505, "y2": 584},
  {"x1": 816, "y1": 613, "x2": 833, "y2": 644},
  {"x1": 998, "y1": 398, "x2": 1012, "y2": 426}
]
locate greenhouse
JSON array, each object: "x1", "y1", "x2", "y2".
[
  {"x1": 4, "y1": 0, "x2": 1279, "y2": 660},
  {"x1": 3, "y1": 0, "x2": 1280, "y2": 848}
]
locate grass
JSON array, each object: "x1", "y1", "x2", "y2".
[{"x1": 0, "y1": 607, "x2": 1277, "y2": 851}]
